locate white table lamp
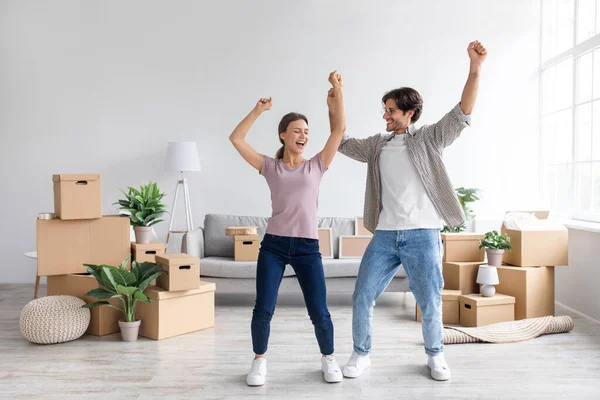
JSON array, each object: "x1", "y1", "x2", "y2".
[
  {"x1": 165, "y1": 142, "x2": 201, "y2": 251},
  {"x1": 477, "y1": 265, "x2": 499, "y2": 297}
]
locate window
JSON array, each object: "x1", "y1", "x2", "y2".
[{"x1": 541, "y1": 0, "x2": 600, "y2": 222}]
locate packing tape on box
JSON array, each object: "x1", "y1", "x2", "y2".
[
  {"x1": 38, "y1": 212, "x2": 55, "y2": 220},
  {"x1": 226, "y1": 226, "x2": 258, "y2": 236}
]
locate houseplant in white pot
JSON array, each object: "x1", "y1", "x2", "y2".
[
  {"x1": 115, "y1": 182, "x2": 167, "y2": 244},
  {"x1": 478, "y1": 230, "x2": 512, "y2": 266},
  {"x1": 81, "y1": 256, "x2": 166, "y2": 341}
]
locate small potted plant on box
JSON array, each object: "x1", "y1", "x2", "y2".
[
  {"x1": 82, "y1": 256, "x2": 166, "y2": 342},
  {"x1": 479, "y1": 230, "x2": 512, "y2": 266},
  {"x1": 115, "y1": 182, "x2": 167, "y2": 244}
]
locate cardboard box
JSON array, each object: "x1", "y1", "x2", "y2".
[
  {"x1": 318, "y1": 228, "x2": 333, "y2": 259},
  {"x1": 497, "y1": 266, "x2": 555, "y2": 320},
  {"x1": 37, "y1": 215, "x2": 131, "y2": 276},
  {"x1": 355, "y1": 217, "x2": 373, "y2": 237},
  {"x1": 501, "y1": 211, "x2": 568, "y2": 267},
  {"x1": 132, "y1": 242, "x2": 165, "y2": 263},
  {"x1": 234, "y1": 234, "x2": 260, "y2": 261},
  {"x1": 156, "y1": 253, "x2": 200, "y2": 291},
  {"x1": 441, "y1": 233, "x2": 485, "y2": 262},
  {"x1": 47, "y1": 274, "x2": 121, "y2": 336},
  {"x1": 459, "y1": 294, "x2": 515, "y2": 327},
  {"x1": 416, "y1": 289, "x2": 461, "y2": 324},
  {"x1": 53, "y1": 174, "x2": 102, "y2": 220},
  {"x1": 136, "y1": 281, "x2": 216, "y2": 340},
  {"x1": 442, "y1": 261, "x2": 484, "y2": 294},
  {"x1": 339, "y1": 235, "x2": 371, "y2": 258}
]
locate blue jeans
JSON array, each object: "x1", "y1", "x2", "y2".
[
  {"x1": 251, "y1": 234, "x2": 334, "y2": 355},
  {"x1": 352, "y1": 229, "x2": 444, "y2": 356}
]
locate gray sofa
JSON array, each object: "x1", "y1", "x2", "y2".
[{"x1": 182, "y1": 213, "x2": 409, "y2": 294}]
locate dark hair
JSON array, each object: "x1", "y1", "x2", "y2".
[
  {"x1": 382, "y1": 87, "x2": 423, "y2": 123},
  {"x1": 275, "y1": 112, "x2": 309, "y2": 159}
]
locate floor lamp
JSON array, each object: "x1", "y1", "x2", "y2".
[{"x1": 165, "y1": 142, "x2": 201, "y2": 252}]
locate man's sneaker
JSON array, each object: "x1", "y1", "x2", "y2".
[
  {"x1": 321, "y1": 355, "x2": 343, "y2": 383},
  {"x1": 427, "y1": 353, "x2": 451, "y2": 381},
  {"x1": 342, "y1": 351, "x2": 371, "y2": 378},
  {"x1": 246, "y1": 358, "x2": 267, "y2": 386}
]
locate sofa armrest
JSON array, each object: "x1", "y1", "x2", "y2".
[{"x1": 182, "y1": 227, "x2": 205, "y2": 258}]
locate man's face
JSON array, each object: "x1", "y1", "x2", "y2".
[{"x1": 382, "y1": 98, "x2": 414, "y2": 134}]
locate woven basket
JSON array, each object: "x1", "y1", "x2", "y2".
[
  {"x1": 225, "y1": 226, "x2": 258, "y2": 236},
  {"x1": 20, "y1": 295, "x2": 91, "y2": 344}
]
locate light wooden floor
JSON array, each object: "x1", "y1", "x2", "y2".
[{"x1": 1, "y1": 284, "x2": 599, "y2": 400}]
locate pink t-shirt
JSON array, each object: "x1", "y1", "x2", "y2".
[{"x1": 260, "y1": 153, "x2": 327, "y2": 239}]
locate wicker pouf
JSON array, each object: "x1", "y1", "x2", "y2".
[{"x1": 20, "y1": 295, "x2": 91, "y2": 344}]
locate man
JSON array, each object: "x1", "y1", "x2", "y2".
[{"x1": 338, "y1": 40, "x2": 487, "y2": 381}]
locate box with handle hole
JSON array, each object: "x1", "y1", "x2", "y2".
[
  {"x1": 234, "y1": 234, "x2": 260, "y2": 261},
  {"x1": 156, "y1": 253, "x2": 200, "y2": 291},
  {"x1": 52, "y1": 174, "x2": 102, "y2": 220}
]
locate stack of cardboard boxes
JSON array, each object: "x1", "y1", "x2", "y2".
[
  {"x1": 416, "y1": 211, "x2": 567, "y2": 328},
  {"x1": 136, "y1": 253, "x2": 215, "y2": 340},
  {"x1": 43, "y1": 174, "x2": 216, "y2": 339}
]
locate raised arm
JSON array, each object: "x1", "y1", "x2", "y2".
[
  {"x1": 320, "y1": 70, "x2": 346, "y2": 169},
  {"x1": 460, "y1": 40, "x2": 487, "y2": 115},
  {"x1": 229, "y1": 98, "x2": 272, "y2": 171}
]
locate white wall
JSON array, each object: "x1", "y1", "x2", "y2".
[
  {"x1": 0, "y1": 0, "x2": 541, "y2": 283},
  {"x1": 556, "y1": 228, "x2": 600, "y2": 322}
]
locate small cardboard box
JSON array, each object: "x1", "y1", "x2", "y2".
[
  {"x1": 131, "y1": 242, "x2": 165, "y2": 263},
  {"x1": 459, "y1": 294, "x2": 515, "y2": 327},
  {"x1": 136, "y1": 281, "x2": 216, "y2": 340},
  {"x1": 47, "y1": 274, "x2": 121, "y2": 336},
  {"x1": 497, "y1": 266, "x2": 555, "y2": 320},
  {"x1": 234, "y1": 234, "x2": 260, "y2": 261},
  {"x1": 416, "y1": 289, "x2": 461, "y2": 324},
  {"x1": 339, "y1": 235, "x2": 371, "y2": 258},
  {"x1": 501, "y1": 211, "x2": 568, "y2": 267},
  {"x1": 355, "y1": 217, "x2": 373, "y2": 237},
  {"x1": 442, "y1": 261, "x2": 484, "y2": 294},
  {"x1": 156, "y1": 253, "x2": 200, "y2": 291},
  {"x1": 318, "y1": 228, "x2": 333, "y2": 259},
  {"x1": 441, "y1": 233, "x2": 485, "y2": 262},
  {"x1": 37, "y1": 215, "x2": 131, "y2": 276},
  {"x1": 53, "y1": 174, "x2": 102, "y2": 220}
]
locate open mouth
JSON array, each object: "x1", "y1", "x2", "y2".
[{"x1": 295, "y1": 141, "x2": 306, "y2": 149}]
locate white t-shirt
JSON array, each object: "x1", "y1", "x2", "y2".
[{"x1": 376, "y1": 133, "x2": 442, "y2": 230}]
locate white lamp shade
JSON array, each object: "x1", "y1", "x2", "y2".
[
  {"x1": 165, "y1": 142, "x2": 201, "y2": 172},
  {"x1": 476, "y1": 265, "x2": 499, "y2": 285}
]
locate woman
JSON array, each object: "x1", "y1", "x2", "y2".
[{"x1": 229, "y1": 71, "x2": 346, "y2": 386}]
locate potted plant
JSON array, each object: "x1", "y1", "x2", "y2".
[
  {"x1": 442, "y1": 187, "x2": 481, "y2": 233},
  {"x1": 115, "y1": 182, "x2": 167, "y2": 244},
  {"x1": 478, "y1": 230, "x2": 512, "y2": 266},
  {"x1": 82, "y1": 256, "x2": 167, "y2": 342}
]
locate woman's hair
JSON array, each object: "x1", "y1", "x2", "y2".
[{"x1": 275, "y1": 112, "x2": 309, "y2": 159}]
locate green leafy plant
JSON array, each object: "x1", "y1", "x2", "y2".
[
  {"x1": 442, "y1": 187, "x2": 482, "y2": 232},
  {"x1": 114, "y1": 182, "x2": 167, "y2": 227},
  {"x1": 478, "y1": 230, "x2": 512, "y2": 251},
  {"x1": 82, "y1": 256, "x2": 167, "y2": 322}
]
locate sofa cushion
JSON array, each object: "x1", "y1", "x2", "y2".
[
  {"x1": 203, "y1": 214, "x2": 357, "y2": 259},
  {"x1": 322, "y1": 259, "x2": 408, "y2": 278},
  {"x1": 201, "y1": 257, "x2": 296, "y2": 278}
]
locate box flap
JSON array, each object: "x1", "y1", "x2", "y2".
[
  {"x1": 443, "y1": 261, "x2": 485, "y2": 267},
  {"x1": 504, "y1": 210, "x2": 550, "y2": 219},
  {"x1": 441, "y1": 233, "x2": 484, "y2": 241},
  {"x1": 131, "y1": 242, "x2": 166, "y2": 251},
  {"x1": 460, "y1": 293, "x2": 515, "y2": 306},
  {"x1": 441, "y1": 289, "x2": 462, "y2": 300},
  {"x1": 52, "y1": 174, "x2": 100, "y2": 182},
  {"x1": 234, "y1": 234, "x2": 260, "y2": 241},
  {"x1": 156, "y1": 253, "x2": 200, "y2": 266},
  {"x1": 144, "y1": 281, "x2": 216, "y2": 300}
]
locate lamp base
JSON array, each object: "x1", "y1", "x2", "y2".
[{"x1": 480, "y1": 284, "x2": 496, "y2": 297}]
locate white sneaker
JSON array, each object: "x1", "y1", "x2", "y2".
[
  {"x1": 321, "y1": 355, "x2": 343, "y2": 383},
  {"x1": 342, "y1": 351, "x2": 371, "y2": 378},
  {"x1": 246, "y1": 358, "x2": 267, "y2": 386},
  {"x1": 427, "y1": 353, "x2": 451, "y2": 381}
]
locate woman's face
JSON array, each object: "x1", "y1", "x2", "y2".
[{"x1": 280, "y1": 119, "x2": 309, "y2": 155}]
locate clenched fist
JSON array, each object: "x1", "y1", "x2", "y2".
[
  {"x1": 467, "y1": 40, "x2": 487, "y2": 70},
  {"x1": 254, "y1": 97, "x2": 272, "y2": 113}
]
